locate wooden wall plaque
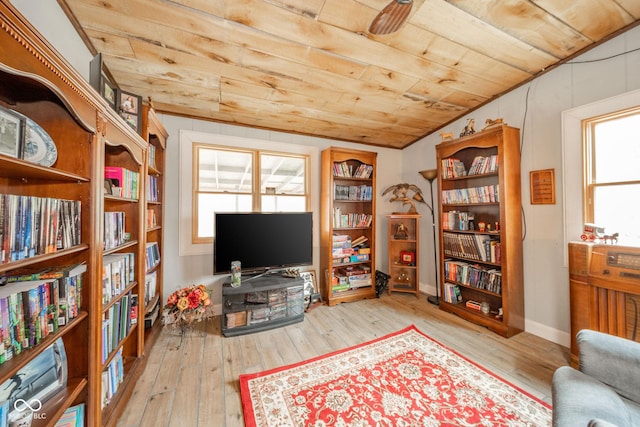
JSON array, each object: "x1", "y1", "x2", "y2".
[{"x1": 530, "y1": 169, "x2": 556, "y2": 204}]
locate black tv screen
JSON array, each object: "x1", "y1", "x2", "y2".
[{"x1": 214, "y1": 212, "x2": 313, "y2": 274}]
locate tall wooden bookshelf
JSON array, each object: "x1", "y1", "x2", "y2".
[
  {"x1": 0, "y1": 3, "x2": 153, "y2": 425},
  {"x1": 436, "y1": 125, "x2": 524, "y2": 338},
  {"x1": 141, "y1": 104, "x2": 166, "y2": 349},
  {"x1": 100, "y1": 113, "x2": 147, "y2": 426},
  {"x1": 320, "y1": 147, "x2": 377, "y2": 306}
]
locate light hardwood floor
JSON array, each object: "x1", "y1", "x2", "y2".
[{"x1": 116, "y1": 293, "x2": 570, "y2": 427}]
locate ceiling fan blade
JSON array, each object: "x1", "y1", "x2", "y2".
[{"x1": 368, "y1": 0, "x2": 413, "y2": 35}]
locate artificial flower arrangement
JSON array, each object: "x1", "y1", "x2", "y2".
[{"x1": 163, "y1": 284, "x2": 214, "y2": 329}]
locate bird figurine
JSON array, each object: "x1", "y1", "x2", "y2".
[{"x1": 382, "y1": 183, "x2": 426, "y2": 214}]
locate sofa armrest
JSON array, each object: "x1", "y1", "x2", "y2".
[{"x1": 578, "y1": 329, "x2": 640, "y2": 403}]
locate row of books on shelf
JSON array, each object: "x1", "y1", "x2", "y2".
[
  {"x1": 145, "y1": 241, "x2": 160, "y2": 271},
  {"x1": 441, "y1": 158, "x2": 467, "y2": 178},
  {"x1": 331, "y1": 265, "x2": 372, "y2": 292},
  {"x1": 333, "y1": 184, "x2": 373, "y2": 201},
  {"x1": 442, "y1": 210, "x2": 475, "y2": 231},
  {"x1": 443, "y1": 231, "x2": 501, "y2": 263},
  {"x1": 104, "y1": 166, "x2": 140, "y2": 200},
  {"x1": 333, "y1": 162, "x2": 373, "y2": 179},
  {"x1": 104, "y1": 211, "x2": 127, "y2": 251},
  {"x1": 146, "y1": 208, "x2": 158, "y2": 229},
  {"x1": 0, "y1": 194, "x2": 81, "y2": 265},
  {"x1": 144, "y1": 270, "x2": 157, "y2": 306},
  {"x1": 440, "y1": 155, "x2": 498, "y2": 179},
  {"x1": 468, "y1": 154, "x2": 498, "y2": 175},
  {"x1": 331, "y1": 234, "x2": 370, "y2": 263},
  {"x1": 146, "y1": 175, "x2": 160, "y2": 202},
  {"x1": 444, "y1": 259, "x2": 503, "y2": 294},
  {"x1": 101, "y1": 347, "x2": 124, "y2": 409},
  {"x1": 441, "y1": 184, "x2": 499, "y2": 204},
  {"x1": 443, "y1": 283, "x2": 463, "y2": 304},
  {"x1": 148, "y1": 144, "x2": 157, "y2": 170},
  {"x1": 332, "y1": 208, "x2": 373, "y2": 229},
  {"x1": 0, "y1": 337, "x2": 70, "y2": 426},
  {"x1": 55, "y1": 403, "x2": 85, "y2": 427},
  {"x1": 101, "y1": 291, "x2": 137, "y2": 363},
  {"x1": 0, "y1": 263, "x2": 85, "y2": 364},
  {"x1": 102, "y1": 252, "x2": 135, "y2": 305}
]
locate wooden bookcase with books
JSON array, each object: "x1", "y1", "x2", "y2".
[
  {"x1": 0, "y1": 3, "x2": 153, "y2": 426},
  {"x1": 436, "y1": 125, "x2": 524, "y2": 338},
  {"x1": 141, "y1": 104, "x2": 167, "y2": 348},
  {"x1": 0, "y1": 3, "x2": 95, "y2": 426},
  {"x1": 320, "y1": 147, "x2": 377, "y2": 306},
  {"x1": 101, "y1": 116, "x2": 147, "y2": 427}
]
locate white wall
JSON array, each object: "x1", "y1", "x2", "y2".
[
  {"x1": 10, "y1": 0, "x2": 92, "y2": 78},
  {"x1": 404, "y1": 25, "x2": 640, "y2": 345},
  {"x1": 159, "y1": 116, "x2": 403, "y2": 315},
  {"x1": 17, "y1": 1, "x2": 640, "y2": 345}
]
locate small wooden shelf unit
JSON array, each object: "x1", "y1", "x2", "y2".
[{"x1": 387, "y1": 214, "x2": 420, "y2": 298}]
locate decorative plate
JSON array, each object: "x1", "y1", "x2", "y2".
[{"x1": 22, "y1": 116, "x2": 57, "y2": 166}]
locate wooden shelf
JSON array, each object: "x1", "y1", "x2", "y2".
[
  {"x1": 320, "y1": 147, "x2": 377, "y2": 306},
  {"x1": 436, "y1": 125, "x2": 524, "y2": 338},
  {"x1": 0, "y1": 4, "x2": 168, "y2": 425},
  {"x1": 387, "y1": 214, "x2": 420, "y2": 298}
]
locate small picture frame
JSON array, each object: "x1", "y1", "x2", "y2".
[
  {"x1": 102, "y1": 78, "x2": 117, "y2": 109},
  {"x1": 300, "y1": 270, "x2": 322, "y2": 310},
  {"x1": 89, "y1": 53, "x2": 118, "y2": 111},
  {"x1": 0, "y1": 106, "x2": 24, "y2": 158},
  {"x1": 118, "y1": 90, "x2": 142, "y2": 133}
]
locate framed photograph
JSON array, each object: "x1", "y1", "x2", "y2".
[
  {"x1": 530, "y1": 168, "x2": 556, "y2": 205},
  {"x1": 118, "y1": 90, "x2": 142, "y2": 132},
  {"x1": 90, "y1": 53, "x2": 118, "y2": 111},
  {"x1": 300, "y1": 270, "x2": 322, "y2": 310},
  {"x1": 102, "y1": 78, "x2": 117, "y2": 109},
  {"x1": 0, "y1": 106, "x2": 24, "y2": 158}
]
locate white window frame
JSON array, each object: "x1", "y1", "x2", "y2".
[
  {"x1": 179, "y1": 130, "x2": 318, "y2": 256},
  {"x1": 561, "y1": 88, "x2": 640, "y2": 264}
]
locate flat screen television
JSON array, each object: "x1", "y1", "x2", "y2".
[{"x1": 214, "y1": 212, "x2": 313, "y2": 275}]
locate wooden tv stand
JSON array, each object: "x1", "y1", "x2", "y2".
[{"x1": 221, "y1": 275, "x2": 305, "y2": 336}]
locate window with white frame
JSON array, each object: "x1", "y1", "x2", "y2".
[
  {"x1": 193, "y1": 144, "x2": 310, "y2": 244},
  {"x1": 583, "y1": 107, "x2": 640, "y2": 245}
]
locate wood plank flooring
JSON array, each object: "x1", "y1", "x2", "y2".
[{"x1": 116, "y1": 293, "x2": 570, "y2": 427}]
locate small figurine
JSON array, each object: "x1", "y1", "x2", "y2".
[
  {"x1": 478, "y1": 221, "x2": 486, "y2": 232},
  {"x1": 394, "y1": 223, "x2": 409, "y2": 240},
  {"x1": 382, "y1": 183, "x2": 426, "y2": 214},
  {"x1": 460, "y1": 118, "x2": 476, "y2": 137},
  {"x1": 483, "y1": 118, "x2": 505, "y2": 130},
  {"x1": 440, "y1": 131, "x2": 454, "y2": 141}
]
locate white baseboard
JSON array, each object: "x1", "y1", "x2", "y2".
[{"x1": 525, "y1": 318, "x2": 570, "y2": 348}]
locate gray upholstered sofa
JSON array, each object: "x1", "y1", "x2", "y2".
[{"x1": 552, "y1": 329, "x2": 640, "y2": 427}]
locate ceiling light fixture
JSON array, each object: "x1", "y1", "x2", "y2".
[{"x1": 368, "y1": 0, "x2": 413, "y2": 35}]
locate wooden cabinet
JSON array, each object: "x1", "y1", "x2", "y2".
[
  {"x1": 320, "y1": 147, "x2": 377, "y2": 306},
  {"x1": 141, "y1": 104, "x2": 167, "y2": 348},
  {"x1": 387, "y1": 214, "x2": 420, "y2": 297},
  {"x1": 436, "y1": 125, "x2": 524, "y2": 338},
  {"x1": 568, "y1": 242, "x2": 640, "y2": 366},
  {"x1": 0, "y1": 4, "x2": 158, "y2": 425},
  {"x1": 221, "y1": 275, "x2": 305, "y2": 337}
]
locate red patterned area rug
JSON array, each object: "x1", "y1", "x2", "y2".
[{"x1": 240, "y1": 325, "x2": 552, "y2": 426}]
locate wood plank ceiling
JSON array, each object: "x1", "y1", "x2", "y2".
[{"x1": 58, "y1": 0, "x2": 640, "y2": 149}]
